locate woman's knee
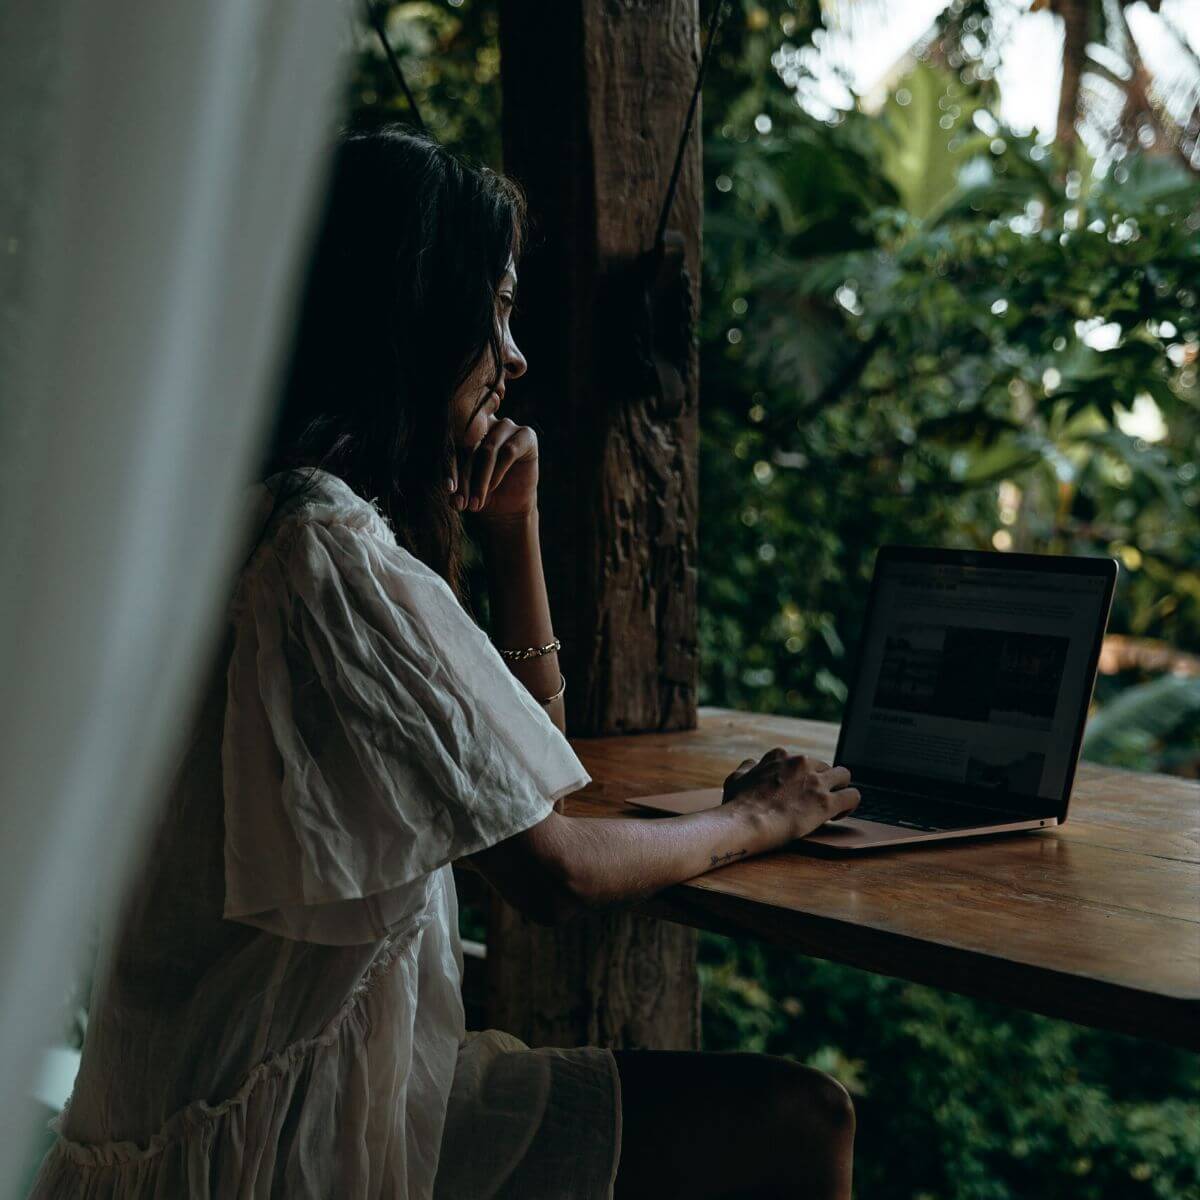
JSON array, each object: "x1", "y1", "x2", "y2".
[
  {"x1": 756, "y1": 1058, "x2": 855, "y2": 1148},
  {"x1": 767, "y1": 1061, "x2": 855, "y2": 1199},
  {"x1": 613, "y1": 1051, "x2": 853, "y2": 1200},
  {"x1": 796, "y1": 1065, "x2": 855, "y2": 1140}
]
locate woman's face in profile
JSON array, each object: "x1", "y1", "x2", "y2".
[{"x1": 452, "y1": 261, "x2": 526, "y2": 450}]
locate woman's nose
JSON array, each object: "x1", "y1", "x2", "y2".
[{"x1": 504, "y1": 337, "x2": 527, "y2": 381}]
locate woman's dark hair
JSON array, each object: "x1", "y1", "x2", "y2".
[{"x1": 253, "y1": 125, "x2": 526, "y2": 601}]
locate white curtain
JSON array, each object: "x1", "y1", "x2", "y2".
[{"x1": 0, "y1": 2, "x2": 349, "y2": 1192}]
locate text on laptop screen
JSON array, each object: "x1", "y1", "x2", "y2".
[{"x1": 840, "y1": 559, "x2": 1109, "y2": 803}]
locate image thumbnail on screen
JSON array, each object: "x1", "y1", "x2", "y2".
[{"x1": 873, "y1": 625, "x2": 1069, "y2": 731}]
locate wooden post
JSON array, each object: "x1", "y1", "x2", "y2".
[{"x1": 487, "y1": 0, "x2": 703, "y2": 1050}]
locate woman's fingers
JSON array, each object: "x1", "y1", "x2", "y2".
[
  {"x1": 821, "y1": 766, "x2": 856, "y2": 822},
  {"x1": 477, "y1": 423, "x2": 535, "y2": 509},
  {"x1": 722, "y1": 757, "x2": 758, "y2": 802},
  {"x1": 465, "y1": 421, "x2": 508, "y2": 512},
  {"x1": 820, "y1": 765, "x2": 852, "y2": 791},
  {"x1": 454, "y1": 443, "x2": 472, "y2": 511},
  {"x1": 828, "y1": 787, "x2": 861, "y2": 821},
  {"x1": 454, "y1": 419, "x2": 530, "y2": 513}
]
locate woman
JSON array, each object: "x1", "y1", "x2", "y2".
[{"x1": 30, "y1": 127, "x2": 860, "y2": 1200}]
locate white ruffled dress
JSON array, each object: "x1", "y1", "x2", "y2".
[{"x1": 29, "y1": 469, "x2": 621, "y2": 1200}]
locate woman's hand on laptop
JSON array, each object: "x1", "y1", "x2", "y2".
[{"x1": 722, "y1": 748, "x2": 860, "y2": 841}]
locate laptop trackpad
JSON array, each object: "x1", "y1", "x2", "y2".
[
  {"x1": 622, "y1": 789, "x2": 928, "y2": 849},
  {"x1": 624, "y1": 788, "x2": 862, "y2": 832},
  {"x1": 624, "y1": 788, "x2": 725, "y2": 815}
]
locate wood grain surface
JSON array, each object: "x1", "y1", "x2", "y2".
[
  {"x1": 489, "y1": 0, "x2": 703, "y2": 1051},
  {"x1": 499, "y1": 0, "x2": 702, "y2": 736},
  {"x1": 566, "y1": 708, "x2": 1200, "y2": 1050}
]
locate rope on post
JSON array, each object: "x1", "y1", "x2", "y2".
[
  {"x1": 652, "y1": 0, "x2": 729, "y2": 255},
  {"x1": 363, "y1": 0, "x2": 428, "y2": 133}
]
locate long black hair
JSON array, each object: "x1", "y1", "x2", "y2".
[{"x1": 253, "y1": 125, "x2": 526, "y2": 601}]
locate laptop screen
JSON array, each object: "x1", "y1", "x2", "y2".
[{"x1": 837, "y1": 551, "x2": 1114, "y2": 815}]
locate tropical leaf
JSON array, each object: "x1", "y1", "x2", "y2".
[
  {"x1": 1075, "y1": 428, "x2": 1185, "y2": 512},
  {"x1": 1084, "y1": 674, "x2": 1200, "y2": 761},
  {"x1": 873, "y1": 62, "x2": 982, "y2": 220}
]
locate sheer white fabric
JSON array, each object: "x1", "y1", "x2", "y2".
[
  {"x1": 27, "y1": 470, "x2": 621, "y2": 1199},
  {"x1": 222, "y1": 477, "x2": 583, "y2": 935},
  {"x1": 0, "y1": 1, "x2": 347, "y2": 1185}
]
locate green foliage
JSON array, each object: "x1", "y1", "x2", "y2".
[
  {"x1": 1085, "y1": 674, "x2": 1200, "y2": 773},
  {"x1": 701, "y1": 932, "x2": 1200, "y2": 1200},
  {"x1": 694, "y1": 11, "x2": 1200, "y2": 1195},
  {"x1": 875, "y1": 63, "x2": 989, "y2": 220},
  {"x1": 348, "y1": 1, "x2": 501, "y2": 163},
  {"x1": 697, "y1": 7, "x2": 1200, "y2": 781}
]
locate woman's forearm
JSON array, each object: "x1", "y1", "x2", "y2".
[
  {"x1": 475, "y1": 800, "x2": 788, "y2": 922},
  {"x1": 477, "y1": 509, "x2": 565, "y2": 732},
  {"x1": 549, "y1": 804, "x2": 782, "y2": 909}
]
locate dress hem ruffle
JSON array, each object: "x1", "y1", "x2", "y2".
[
  {"x1": 46, "y1": 924, "x2": 420, "y2": 1170},
  {"x1": 604, "y1": 1047, "x2": 623, "y2": 1195}
]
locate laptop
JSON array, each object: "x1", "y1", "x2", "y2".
[{"x1": 627, "y1": 546, "x2": 1118, "y2": 851}]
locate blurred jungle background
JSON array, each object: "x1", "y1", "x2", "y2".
[
  {"x1": 349, "y1": 3, "x2": 1200, "y2": 1198},
  {"x1": 22, "y1": 2, "x2": 1198, "y2": 1198}
]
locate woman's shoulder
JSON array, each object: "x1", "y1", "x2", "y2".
[
  {"x1": 234, "y1": 468, "x2": 436, "y2": 606},
  {"x1": 250, "y1": 467, "x2": 396, "y2": 548}
]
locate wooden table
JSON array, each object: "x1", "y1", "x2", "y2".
[{"x1": 566, "y1": 707, "x2": 1200, "y2": 1051}]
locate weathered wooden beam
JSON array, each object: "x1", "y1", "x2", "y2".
[
  {"x1": 485, "y1": 902, "x2": 701, "y2": 1049},
  {"x1": 488, "y1": 0, "x2": 703, "y2": 1051},
  {"x1": 499, "y1": 0, "x2": 701, "y2": 736}
]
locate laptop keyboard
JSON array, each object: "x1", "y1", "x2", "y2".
[{"x1": 851, "y1": 786, "x2": 1007, "y2": 832}]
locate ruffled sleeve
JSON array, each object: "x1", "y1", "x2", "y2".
[{"x1": 221, "y1": 500, "x2": 590, "y2": 944}]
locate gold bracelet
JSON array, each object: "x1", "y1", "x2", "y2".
[
  {"x1": 536, "y1": 673, "x2": 566, "y2": 707},
  {"x1": 497, "y1": 636, "x2": 561, "y2": 663}
]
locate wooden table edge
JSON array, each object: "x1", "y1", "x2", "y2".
[{"x1": 633, "y1": 882, "x2": 1200, "y2": 1052}]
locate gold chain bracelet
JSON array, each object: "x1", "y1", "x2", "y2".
[{"x1": 496, "y1": 636, "x2": 561, "y2": 663}]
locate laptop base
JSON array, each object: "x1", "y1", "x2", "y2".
[{"x1": 622, "y1": 788, "x2": 1055, "y2": 852}]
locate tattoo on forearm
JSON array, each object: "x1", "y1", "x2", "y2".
[{"x1": 710, "y1": 848, "x2": 747, "y2": 867}]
